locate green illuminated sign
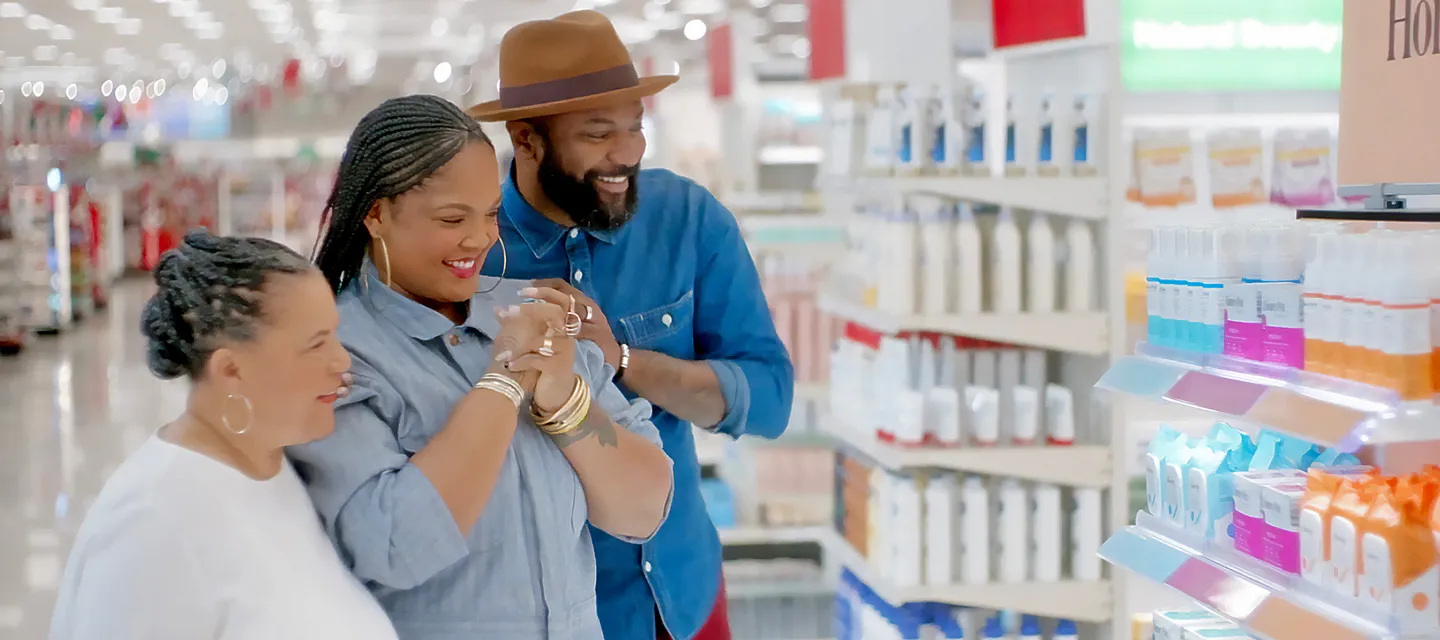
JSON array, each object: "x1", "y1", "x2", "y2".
[{"x1": 1121, "y1": 0, "x2": 1343, "y2": 91}]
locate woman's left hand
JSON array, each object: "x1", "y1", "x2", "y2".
[{"x1": 497, "y1": 293, "x2": 580, "y2": 414}]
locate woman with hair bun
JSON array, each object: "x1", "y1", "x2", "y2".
[{"x1": 49, "y1": 230, "x2": 398, "y2": 640}]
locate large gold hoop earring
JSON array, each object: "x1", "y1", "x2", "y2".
[
  {"x1": 375, "y1": 236, "x2": 394, "y2": 288},
  {"x1": 221, "y1": 393, "x2": 254, "y2": 436},
  {"x1": 477, "y1": 236, "x2": 508, "y2": 294}
]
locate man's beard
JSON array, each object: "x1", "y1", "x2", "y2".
[{"x1": 536, "y1": 138, "x2": 639, "y2": 232}]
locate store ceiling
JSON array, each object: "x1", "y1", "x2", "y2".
[{"x1": 0, "y1": 0, "x2": 812, "y2": 100}]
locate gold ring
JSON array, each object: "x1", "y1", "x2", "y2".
[{"x1": 537, "y1": 337, "x2": 555, "y2": 357}]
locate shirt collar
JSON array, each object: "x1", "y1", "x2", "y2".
[
  {"x1": 500, "y1": 170, "x2": 616, "y2": 260},
  {"x1": 350, "y1": 260, "x2": 503, "y2": 341}
]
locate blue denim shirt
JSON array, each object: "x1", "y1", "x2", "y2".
[
  {"x1": 287, "y1": 266, "x2": 670, "y2": 640},
  {"x1": 486, "y1": 168, "x2": 794, "y2": 640}
]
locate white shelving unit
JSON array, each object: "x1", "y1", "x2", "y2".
[
  {"x1": 817, "y1": 292, "x2": 1110, "y2": 356},
  {"x1": 825, "y1": 175, "x2": 1110, "y2": 221}
]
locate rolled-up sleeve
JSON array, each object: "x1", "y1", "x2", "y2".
[
  {"x1": 579, "y1": 341, "x2": 673, "y2": 542},
  {"x1": 287, "y1": 357, "x2": 470, "y2": 591}
]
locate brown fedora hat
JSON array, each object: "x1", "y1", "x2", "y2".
[{"x1": 466, "y1": 10, "x2": 678, "y2": 122}]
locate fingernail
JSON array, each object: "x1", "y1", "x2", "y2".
[
  {"x1": 342, "y1": 372, "x2": 355, "y2": 384},
  {"x1": 494, "y1": 350, "x2": 511, "y2": 362},
  {"x1": 521, "y1": 287, "x2": 538, "y2": 296},
  {"x1": 336, "y1": 386, "x2": 350, "y2": 398}
]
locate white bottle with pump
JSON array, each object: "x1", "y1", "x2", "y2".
[
  {"x1": 1065, "y1": 220, "x2": 1096, "y2": 312},
  {"x1": 1026, "y1": 213, "x2": 1056, "y2": 312},
  {"x1": 878, "y1": 200, "x2": 919, "y2": 316},
  {"x1": 959, "y1": 476, "x2": 990, "y2": 585},
  {"x1": 997, "y1": 478, "x2": 1029, "y2": 582},
  {"x1": 991, "y1": 208, "x2": 1023, "y2": 314},
  {"x1": 953, "y1": 203, "x2": 984, "y2": 315},
  {"x1": 1030, "y1": 483, "x2": 1062, "y2": 581},
  {"x1": 918, "y1": 196, "x2": 954, "y2": 315}
]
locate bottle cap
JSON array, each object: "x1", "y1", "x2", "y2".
[
  {"x1": 983, "y1": 614, "x2": 1005, "y2": 639},
  {"x1": 1056, "y1": 619, "x2": 1078, "y2": 635},
  {"x1": 1020, "y1": 614, "x2": 1042, "y2": 636}
]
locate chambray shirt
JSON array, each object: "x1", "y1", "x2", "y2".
[
  {"x1": 287, "y1": 265, "x2": 671, "y2": 640},
  {"x1": 486, "y1": 168, "x2": 794, "y2": 640}
]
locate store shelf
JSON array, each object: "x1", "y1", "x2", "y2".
[
  {"x1": 821, "y1": 420, "x2": 1111, "y2": 488},
  {"x1": 719, "y1": 525, "x2": 827, "y2": 546},
  {"x1": 1100, "y1": 511, "x2": 1392, "y2": 640},
  {"x1": 1097, "y1": 342, "x2": 1440, "y2": 453},
  {"x1": 817, "y1": 293, "x2": 1109, "y2": 355},
  {"x1": 840, "y1": 175, "x2": 1109, "y2": 221},
  {"x1": 818, "y1": 527, "x2": 1112, "y2": 622}
]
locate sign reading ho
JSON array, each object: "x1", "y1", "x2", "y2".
[{"x1": 1338, "y1": 0, "x2": 1440, "y2": 185}]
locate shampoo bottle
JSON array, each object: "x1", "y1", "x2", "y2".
[
  {"x1": 1030, "y1": 484, "x2": 1062, "y2": 581},
  {"x1": 924, "y1": 473, "x2": 958, "y2": 585},
  {"x1": 918, "y1": 196, "x2": 954, "y2": 316},
  {"x1": 1026, "y1": 213, "x2": 1056, "y2": 313},
  {"x1": 954, "y1": 203, "x2": 984, "y2": 315},
  {"x1": 997, "y1": 478, "x2": 1029, "y2": 582},
  {"x1": 1037, "y1": 93, "x2": 1058, "y2": 177},
  {"x1": 964, "y1": 87, "x2": 989, "y2": 176},
  {"x1": 1071, "y1": 488, "x2": 1103, "y2": 580},
  {"x1": 960, "y1": 476, "x2": 990, "y2": 584},
  {"x1": 991, "y1": 208, "x2": 1023, "y2": 314},
  {"x1": 1064, "y1": 220, "x2": 1096, "y2": 312},
  {"x1": 1054, "y1": 620, "x2": 1079, "y2": 640},
  {"x1": 1018, "y1": 615, "x2": 1043, "y2": 640}
]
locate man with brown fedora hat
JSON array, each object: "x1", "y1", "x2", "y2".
[{"x1": 470, "y1": 10, "x2": 794, "y2": 640}]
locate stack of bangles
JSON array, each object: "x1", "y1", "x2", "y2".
[
  {"x1": 472, "y1": 373, "x2": 525, "y2": 407},
  {"x1": 531, "y1": 374, "x2": 591, "y2": 436}
]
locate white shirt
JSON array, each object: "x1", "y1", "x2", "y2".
[{"x1": 50, "y1": 435, "x2": 399, "y2": 640}]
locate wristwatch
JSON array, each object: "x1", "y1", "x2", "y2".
[{"x1": 614, "y1": 343, "x2": 631, "y2": 381}]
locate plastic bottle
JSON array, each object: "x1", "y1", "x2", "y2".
[
  {"x1": 1155, "y1": 226, "x2": 1180, "y2": 348},
  {"x1": 1044, "y1": 384, "x2": 1076, "y2": 446},
  {"x1": 982, "y1": 614, "x2": 1006, "y2": 640},
  {"x1": 1017, "y1": 615, "x2": 1043, "y2": 640},
  {"x1": 1173, "y1": 227, "x2": 1197, "y2": 351},
  {"x1": 891, "y1": 474, "x2": 923, "y2": 587},
  {"x1": 1192, "y1": 227, "x2": 1238, "y2": 355},
  {"x1": 924, "y1": 474, "x2": 958, "y2": 585},
  {"x1": 1146, "y1": 228, "x2": 1166, "y2": 346},
  {"x1": 919, "y1": 197, "x2": 955, "y2": 316},
  {"x1": 1026, "y1": 213, "x2": 1056, "y2": 313},
  {"x1": 1349, "y1": 234, "x2": 1386, "y2": 384},
  {"x1": 879, "y1": 201, "x2": 919, "y2": 315},
  {"x1": 1377, "y1": 235, "x2": 1433, "y2": 400},
  {"x1": 1064, "y1": 220, "x2": 1096, "y2": 312},
  {"x1": 1334, "y1": 233, "x2": 1366, "y2": 379},
  {"x1": 991, "y1": 208, "x2": 1023, "y2": 314},
  {"x1": 1053, "y1": 619, "x2": 1079, "y2": 640},
  {"x1": 1303, "y1": 233, "x2": 1340, "y2": 375},
  {"x1": 959, "y1": 476, "x2": 990, "y2": 584},
  {"x1": 953, "y1": 203, "x2": 984, "y2": 315},
  {"x1": 1224, "y1": 226, "x2": 1264, "y2": 361},
  {"x1": 1030, "y1": 484, "x2": 1061, "y2": 581},
  {"x1": 1070, "y1": 487, "x2": 1103, "y2": 580},
  {"x1": 1429, "y1": 233, "x2": 1440, "y2": 395},
  {"x1": 1011, "y1": 386, "x2": 1040, "y2": 446},
  {"x1": 1257, "y1": 226, "x2": 1306, "y2": 368},
  {"x1": 997, "y1": 478, "x2": 1029, "y2": 582}
]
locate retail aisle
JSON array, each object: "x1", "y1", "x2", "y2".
[{"x1": 0, "y1": 278, "x2": 187, "y2": 640}]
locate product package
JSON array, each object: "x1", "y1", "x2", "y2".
[
  {"x1": 1152, "y1": 610, "x2": 1225, "y2": 640},
  {"x1": 1146, "y1": 427, "x2": 1189, "y2": 518},
  {"x1": 1182, "y1": 424, "x2": 1257, "y2": 542},
  {"x1": 1037, "y1": 93, "x2": 1060, "y2": 177},
  {"x1": 1270, "y1": 127, "x2": 1336, "y2": 207},
  {"x1": 864, "y1": 86, "x2": 898, "y2": 177},
  {"x1": 1206, "y1": 128, "x2": 1265, "y2": 208},
  {"x1": 1072, "y1": 94, "x2": 1100, "y2": 176},
  {"x1": 962, "y1": 85, "x2": 989, "y2": 176},
  {"x1": 1133, "y1": 128, "x2": 1197, "y2": 207}
]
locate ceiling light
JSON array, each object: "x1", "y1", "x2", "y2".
[
  {"x1": 32, "y1": 81, "x2": 44, "y2": 97},
  {"x1": 683, "y1": 19, "x2": 706, "y2": 40},
  {"x1": 0, "y1": 3, "x2": 24, "y2": 19},
  {"x1": 643, "y1": 2, "x2": 665, "y2": 20},
  {"x1": 192, "y1": 78, "x2": 208, "y2": 100},
  {"x1": 212, "y1": 59, "x2": 226, "y2": 78},
  {"x1": 101, "y1": 80, "x2": 113, "y2": 96},
  {"x1": 214, "y1": 86, "x2": 228, "y2": 105},
  {"x1": 431, "y1": 17, "x2": 448, "y2": 37},
  {"x1": 116, "y1": 18, "x2": 141, "y2": 34},
  {"x1": 0, "y1": 90, "x2": 5, "y2": 105},
  {"x1": 130, "y1": 87, "x2": 141, "y2": 104},
  {"x1": 25, "y1": 14, "x2": 50, "y2": 30},
  {"x1": 115, "y1": 84, "x2": 128, "y2": 101},
  {"x1": 749, "y1": 0, "x2": 771, "y2": 6},
  {"x1": 433, "y1": 61, "x2": 452, "y2": 83},
  {"x1": 21, "y1": 82, "x2": 32, "y2": 97},
  {"x1": 95, "y1": 7, "x2": 122, "y2": 23},
  {"x1": 770, "y1": 3, "x2": 805, "y2": 22},
  {"x1": 670, "y1": 61, "x2": 680, "y2": 75},
  {"x1": 65, "y1": 84, "x2": 77, "y2": 100},
  {"x1": 50, "y1": 24, "x2": 73, "y2": 39},
  {"x1": 792, "y1": 36, "x2": 811, "y2": 58}
]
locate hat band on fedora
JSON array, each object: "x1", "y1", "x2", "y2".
[{"x1": 499, "y1": 63, "x2": 640, "y2": 109}]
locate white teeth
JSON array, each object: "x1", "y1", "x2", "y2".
[
  {"x1": 598, "y1": 176, "x2": 627, "y2": 184},
  {"x1": 445, "y1": 259, "x2": 475, "y2": 269}
]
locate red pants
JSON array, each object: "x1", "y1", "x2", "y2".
[{"x1": 657, "y1": 575, "x2": 730, "y2": 640}]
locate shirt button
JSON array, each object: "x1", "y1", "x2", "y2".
[
  {"x1": 574, "y1": 270, "x2": 584, "y2": 281},
  {"x1": 569, "y1": 229, "x2": 579, "y2": 239},
  {"x1": 448, "y1": 334, "x2": 460, "y2": 346},
  {"x1": 644, "y1": 561, "x2": 652, "y2": 572},
  {"x1": 661, "y1": 314, "x2": 672, "y2": 327}
]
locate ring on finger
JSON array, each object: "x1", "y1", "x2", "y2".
[
  {"x1": 537, "y1": 337, "x2": 555, "y2": 358},
  {"x1": 564, "y1": 311, "x2": 583, "y2": 336},
  {"x1": 584, "y1": 305, "x2": 594, "y2": 321}
]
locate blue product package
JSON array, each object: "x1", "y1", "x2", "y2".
[
  {"x1": 1146, "y1": 427, "x2": 1189, "y2": 516},
  {"x1": 1313, "y1": 447, "x2": 1362, "y2": 468},
  {"x1": 1183, "y1": 446, "x2": 1235, "y2": 540}
]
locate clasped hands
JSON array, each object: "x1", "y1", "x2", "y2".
[{"x1": 490, "y1": 286, "x2": 590, "y2": 416}]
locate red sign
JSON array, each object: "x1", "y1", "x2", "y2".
[
  {"x1": 707, "y1": 23, "x2": 733, "y2": 100},
  {"x1": 991, "y1": 0, "x2": 1086, "y2": 49},
  {"x1": 807, "y1": 0, "x2": 846, "y2": 80}
]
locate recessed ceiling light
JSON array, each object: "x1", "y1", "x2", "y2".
[
  {"x1": 0, "y1": 3, "x2": 25, "y2": 19},
  {"x1": 51, "y1": 25, "x2": 73, "y2": 40},
  {"x1": 683, "y1": 19, "x2": 706, "y2": 40},
  {"x1": 212, "y1": 59, "x2": 226, "y2": 77},
  {"x1": 95, "y1": 7, "x2": 123, "y2": 23},
  {"x1": 65, "y1": 84, "x2": 77, "y2": 100},
  {"x1": 116, "y1": 84, "x2": 128, "y2": 101},
  {"x1": 433, "y1": 61, "x2": 452, "y2": 83},
  {"x1": 791, "y1": 36, "x2": 811, "y2": 58},
  {"x1": 25, "y1": 14, "x2": 50, "y2": 30},
  {"x1": 670, "y1": 61, "x2": 680, "y2": 74},
  {"x1": 21, "y1": 82, "x2": 32, "y2": 97},
  {"x1": 154, "y1": 79, "x2": 166, "y2": 96},
  {"x1": 192, "y1": 77, "x2": 208, "y2": 100},
  {"x1": 101, "y1": 80, "x2": 113, "y2": 96},
  {"x1": 33, "y1": 81, "x2": 44, "y2": 96},
  {"x1": 214, "y1": 86, "x2": 228, "y2": 105},
  {"x1": 130, "y1": 86, "x2": 141, "y2": 103},
  {"x1": 0, "y1": 90, "x2": 5, "y2": 105},
  {"x1": 431, "y1": 18, "x2": 448, "y2": 37}
]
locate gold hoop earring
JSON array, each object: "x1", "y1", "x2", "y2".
[
  {"x1": 477, "y1": 236, "x2": 508, "y2": 294},
  {"x1": 375, "y1": 236, "x2": 394, "y2": 288},
  {"x1": 221, "y1": 393, "x2": 253, "y2": 436}
]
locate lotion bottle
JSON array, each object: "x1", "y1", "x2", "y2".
[
  {"x1": 960, "y1": 476, "x2": 990, "y2": 584},
  {"x1": 991, "y1": 208, "x2": 1023, "y2": 314},
  {"x1": 1026, "y1": 213, "x2": 1056, "y2": 313},
  {"x1": 1064, "y1": 220, "x2": 1096, "y2": 312},
  {"x1": 1071, "y1": 488, "x2": 1103, "y2": 580},
  {"x1": 918, "y1": 196, "x2": 954, "y2": 316},
  {"x1": 954, "y1": 203, "x2": 984, "y2": 315},
  {"x1": 1030, "y1": 484, "x2": 1062, "y2": 581},
  {"x1": 924, "y1": 473, "x2": 958, "y2": 585},
  {"x1": 997, "y1": 478, "x2": 1029, "y2": 582}
]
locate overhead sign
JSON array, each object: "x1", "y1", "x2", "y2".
[
  {"x1": 1337, "y1": 0, "x2": 1440, "y2": 184},
  {"x1": 1121, "y1": 0, "x2": 1344, "y2": 91},
  {"x1": 992, "y1": 0, "x2": 1087, "y2": 49}
]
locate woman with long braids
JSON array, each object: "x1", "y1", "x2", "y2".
[
  {"x1": 50, "y1": 230, "x2": 398, "y2": 639},
  {"x1": 290, "y1": 94, "x2": 674, "y2": 640}
]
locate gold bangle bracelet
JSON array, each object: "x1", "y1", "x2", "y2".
[
  {"x1": 531, "y1": 374, "x2": 585, "y2": 426},
  {"x1": 473, "y1": 373, "x2": 524, "y2": 409},
  {"x1": 540, "y1": 384, "x2": 591, "y2": 436}
]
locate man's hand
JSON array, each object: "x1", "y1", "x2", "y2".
[{"x1": 525, "y1": 279, "x2": 622, "y2": 370}]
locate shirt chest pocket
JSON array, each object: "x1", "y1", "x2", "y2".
[{"x1": 617, "y1": 289, "x2": 695, "y2": 356}]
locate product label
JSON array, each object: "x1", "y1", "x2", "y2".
[
  {"x1": 1380, "y1": 305, "x2": 1430, "y2": 356},
  {"x1": 1181, "y1": 283, "x2": 1198, "y2": 325},
  {"x1": 1197, "y1": 283, "x2": 1225, "y2": 325},
  {"x1": 1260, "y1": 282, "x2": 1303, "y2": 329},
  {"x1": 1163, "y1": 463, "x2": 1186, "y2": 525},
  {"x1": 1359, "y1": 301, "x2": 1384, "y2": 351},
  {"x1": 1147, "y1": 278, "x2": 1160, "y2": 317},
  {"x1": 1160, "y1": 282, "x2": 1179, "y2": 322},
  {"x1": 1224, "y1": 283, "x2": 1262, "y2": 323},
  {"x1": 1145, "y1": 454, "x2": 1163, "y2": 515},
  {"x1": 1303, "y1": 293, "x2": 1331, "y2": 342},
  {"x1": 1338, "y1": 300, "x2": 1364, "y2": 351}
]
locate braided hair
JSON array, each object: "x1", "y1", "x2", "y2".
[
  {"x1": 314, "y1": 94, "x2": 492, "y2": 292},
  {"x1": 140, "y1": 229, "x2": 312, "y2": 380}
]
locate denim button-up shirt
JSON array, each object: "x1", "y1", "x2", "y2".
[
  {"x1": 287, "y1": 266, "x2": 669, "y2": 640},
  {"x1": 487, "y1": 168, "x2": 794, "y2": 640}
]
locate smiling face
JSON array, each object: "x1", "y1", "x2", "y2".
[
  {"x1": 364, "y1": 141, "x2": 503, "y2": 308},
  {"x1": 520, "y1": 100, "x2": 646, "y2": 231},
  {"x1": 205, "y1": 270, "x2": 351, "y2": 447}
]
